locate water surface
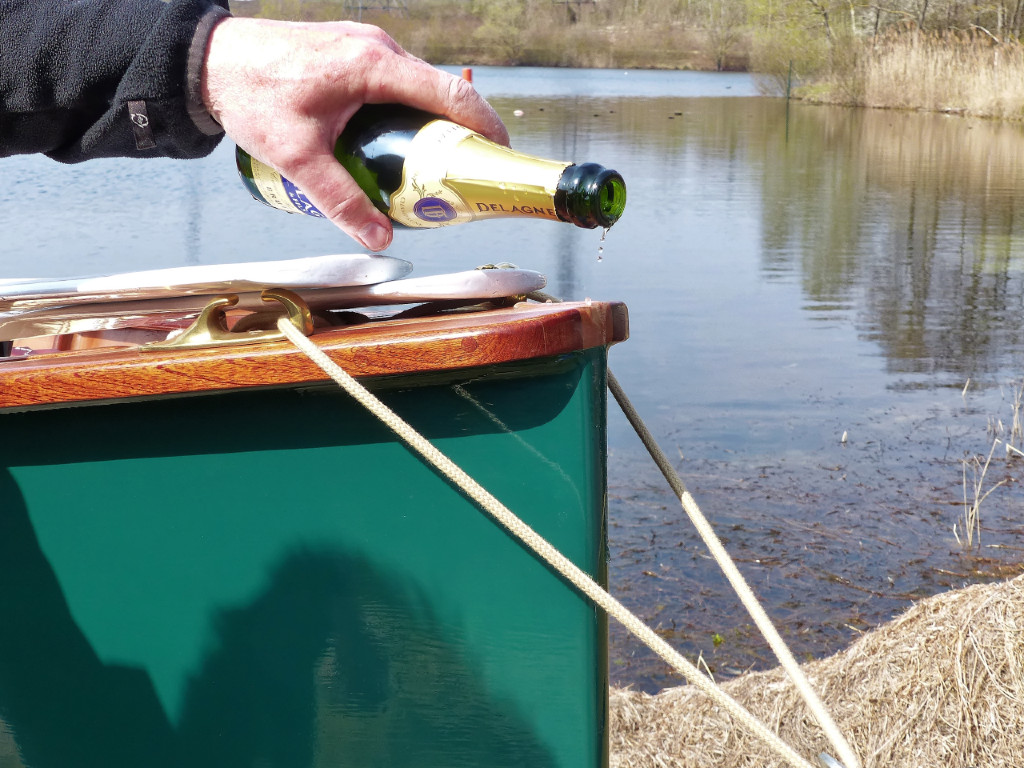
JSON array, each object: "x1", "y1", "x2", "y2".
[{"x1": 2, "y1": 68, "x2": 1022, "y2": 693}]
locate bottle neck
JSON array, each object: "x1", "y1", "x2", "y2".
[
  {"x1": 555, "y1": 163, "x2": 627, "y2": 229},
  {"x1": 393, "y1": 127, "x2": 573, "y2": 227}
]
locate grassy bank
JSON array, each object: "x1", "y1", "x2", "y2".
[{"x1": 611, "y1": 574, "x2": 1024, "y2": 768}]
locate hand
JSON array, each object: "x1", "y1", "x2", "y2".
[{"x1": 200, "y1": 18, "x2": 509, "y2": 251}]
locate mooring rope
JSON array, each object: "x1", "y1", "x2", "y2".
[
  {"x1": 607, "y1": 370, "x2": 861, "y2": 768},
  {"x1": 532, "y1": 290, "x2": 859, "y2": 768},
  {"x1": 277, "y1": 316, "x2": 848, "y2": 768}
]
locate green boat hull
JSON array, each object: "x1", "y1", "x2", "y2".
[{"x1": 0, "y1": 348, "x2": 610, "y2": 768}]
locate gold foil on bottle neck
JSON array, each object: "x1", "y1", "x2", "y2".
[{"x1": 389, "y1": 122, "x2": 571, "y2": 228}]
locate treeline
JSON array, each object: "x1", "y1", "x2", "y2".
[
  {"x1": 235, "y1": 0, "x2": 751, "y2": 71},
  {"x1": 237, "y1": 0, "x2": 1024, "y2": 118},
  {"x1": 747, "y1": 0, "x2": 1024, "y2": 98}
]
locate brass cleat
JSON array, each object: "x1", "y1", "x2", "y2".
[{"x1": 142, "y1": 288, "x2": 313, "y2": 352}]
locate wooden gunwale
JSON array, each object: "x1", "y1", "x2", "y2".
[{"x1": 0, "y1": 300, "x2": 628, "y2": 411}]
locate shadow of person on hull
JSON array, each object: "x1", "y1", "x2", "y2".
[
  {"x1": 0, "y1": 468, "x2": 555, "y2": 768},
  {"x1": 0, "y1": 468, "x2": 177, "y2": 768}
]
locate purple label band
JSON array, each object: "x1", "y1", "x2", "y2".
[{"x1": 282, "y1": 177, "x2": 326, "y2": 218}]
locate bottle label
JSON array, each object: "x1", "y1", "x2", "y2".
[
  {"x1": 251, "y1": 161, "x2": 326, "y2": 218},
  {"x1": 389, "y1": 121, "x2": 570, "y2": 228}
]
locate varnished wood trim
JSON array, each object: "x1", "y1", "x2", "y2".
[{"x1": 0, "y1": 301, "x2": 628, "y2": 410}]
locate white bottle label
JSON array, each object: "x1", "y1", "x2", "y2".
[
  {"x1": 251, "y1": 162, "x2": 325, "y2": 218},
  {"x1": 388, "y1": 121, "x2": 478, "y2": 227}
]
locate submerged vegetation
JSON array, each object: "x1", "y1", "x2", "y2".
[
  {"x1": 238, "y1": 0, "x2": 1024, "y2": 119},
  {"x1": 958, "y1": 378, "x2": 1024, "y2": 550}
]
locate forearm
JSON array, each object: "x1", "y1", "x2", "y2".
[{"x1": 0, "y1": 0, "x2": 230, "y2": 162}]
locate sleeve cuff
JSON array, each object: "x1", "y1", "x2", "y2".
[{"x1": 185, "y1": 5, "x2": 231, "y2": 137}]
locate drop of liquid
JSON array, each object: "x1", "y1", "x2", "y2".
[{"x1": 597, "y1": 227, "x2": 609, "y2": 262}]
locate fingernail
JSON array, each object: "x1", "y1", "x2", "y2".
[{"x1": 359, "y1": 222, "x2": 391, "y2": 252}]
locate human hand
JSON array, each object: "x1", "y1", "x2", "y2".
[{"x1": 200, "y1": 18, "x2": 509, "y2": 251}]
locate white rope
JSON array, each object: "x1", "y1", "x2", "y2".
[
  {"x1": 278, "y1": 317, "x2": 823, "y2": 768},
  {"x1": 607, "y1": 371, "x2": 861, "y2": 768}
]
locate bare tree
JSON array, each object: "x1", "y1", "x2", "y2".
[{"x1": 700, "y1": 0, "x2": 747, "y2": 69}]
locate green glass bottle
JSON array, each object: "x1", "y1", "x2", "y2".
[{"x1": 235, "y1": 104, "x2": 626, "y2": 230}]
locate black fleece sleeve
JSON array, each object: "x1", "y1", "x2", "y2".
[{"x1": 0, "y1": 0, "x2": 231, "y2": 162}]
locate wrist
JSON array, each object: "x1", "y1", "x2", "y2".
[{"x1": 199, "y1": 15, "x2": 261, "y2": 131}]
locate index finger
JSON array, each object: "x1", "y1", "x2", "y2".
[{"x1": 364, "y1": 57, "x2": 510, "y2": 147}]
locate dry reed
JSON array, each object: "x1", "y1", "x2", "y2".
[
  {"x1": 816, "y1": 30, "x2": 1024, "y2": 120},
  {"x1": 1010, "y1": 380, "x2": 1024, "y2": 449},
  {"x1": 956, "y1": 438, "x2": 1007, "y2": 549},
  {"x1": 610, "y1": 574, "x2": 1024, "y2": 768}
]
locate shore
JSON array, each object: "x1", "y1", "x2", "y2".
[
  {"x1": 237, "y1": 4, "x2": 1024, "y2": 122},
  {"x1": 793, "y1": 31, "x2": 1024, "y2": 122},
  {"x1": 610, "y1": 574, "x2": 1024, "y2": 768}
]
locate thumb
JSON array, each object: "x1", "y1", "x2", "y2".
[{"x1": 288, "y1": 154, "x2": 394, "y2": 251}]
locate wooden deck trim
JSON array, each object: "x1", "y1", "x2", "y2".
[{"x1": 0, "y1": 301, "x2": 628, "y2": 410}]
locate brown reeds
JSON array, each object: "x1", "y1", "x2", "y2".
[
  {"x1": 610, "y1": 574, "x2": 1024, "y2": 768},
  {"x1": 956, "y1": 437, "x2": 1008, "y2": 550},
  {"x1": 816, "y1": 29, "x2": 1024, "y2": 120}
]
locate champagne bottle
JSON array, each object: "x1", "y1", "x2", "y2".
[{"x1": 235, "y1": 104, "x2": 626, "y2": 231}]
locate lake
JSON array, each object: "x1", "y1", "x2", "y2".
[{"x1": 2, "y1": 68, "x2": 1022, "y2": 693}]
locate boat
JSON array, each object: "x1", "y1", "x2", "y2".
[{"x1": 0, "y1": 255, "x2": 628, "y2": 768}]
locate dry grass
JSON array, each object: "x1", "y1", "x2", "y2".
[
  {"x1": 956, "y1": 437, "x2": 1008, "y2": 550},
  {"x1": 988, "y1": 379, "x2": 1024, "y2": 459},
  {"x1": 234, "y1": 3, "x2": 735, "y2": 70},
  {"x1": 1009, "y1": 380, "x2": 1024, "y2": 450},
  {"x1": 610, "y1": 574, "x2": 1024, "y2": 768},
  {"x1": 959, "y1": 378, "x2": 1024, "y2": 548},
  {"x1": 812, "y1": 30, "x2": 1024, "y2": 120}
]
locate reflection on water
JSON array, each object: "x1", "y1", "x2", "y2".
[
  {"x1": 593, "y1": 96, "x2": 1024, "y2": 691},
  {"x1": 758, "y1": 104, "x2": 1024, "y2": 380},
  {"x1": 1, "y1": 69, "x2": 1023, "y2": 694}
]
